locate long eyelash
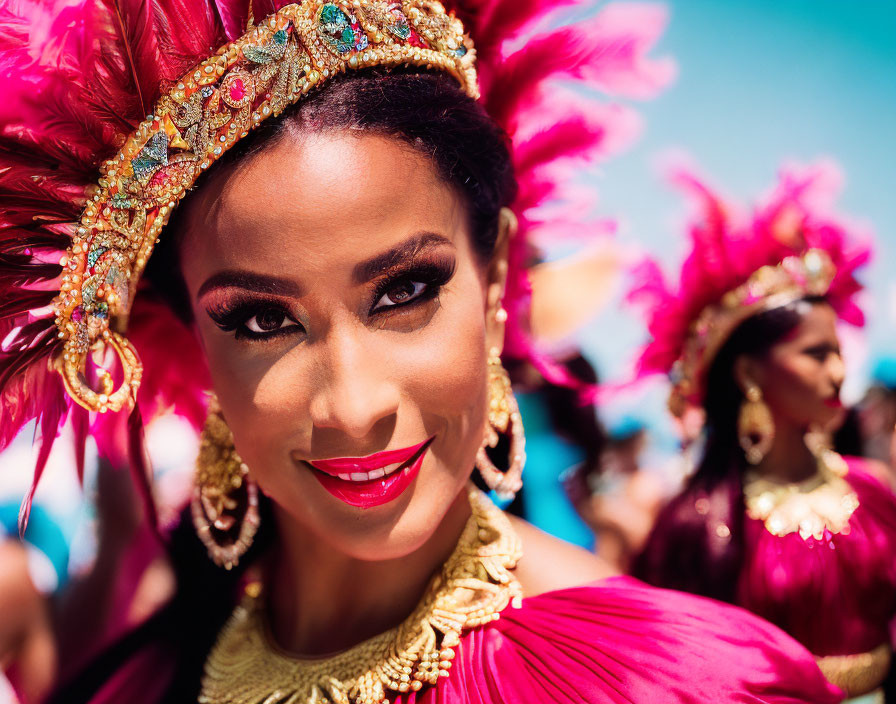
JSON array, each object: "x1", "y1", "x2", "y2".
[
  {"x1": 206, "y1": 298, "x2": 299, "y2": 341},
  {"x1": 369, "y1": 257, "x2": 456, "y2": 313}
]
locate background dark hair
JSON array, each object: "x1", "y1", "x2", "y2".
[
  {"x1": 633, "y1": 297, "x2": 827, "y2": 602},
  {"x1": 50, "y1": 69, "x2": 517, "y2": 703},
  {"x1": 498, "y1": 354, "x2": 606, "y2": 518}
]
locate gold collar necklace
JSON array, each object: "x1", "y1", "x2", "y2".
[
  {"x1": 744, "y1": 448, "x2": 859, "y2": 540},
  {"x1": 199, "y1": 487, "x2": 523, "y2": 704}
]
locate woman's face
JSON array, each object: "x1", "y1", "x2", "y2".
[
  {"x1": 178, "y1": 130, "x2": 508, "y2": 560},
  {"x1": 749, "y1": 302, "x2": 846, "y2": 433}
]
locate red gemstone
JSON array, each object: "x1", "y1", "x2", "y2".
[{"x1": 230, "y1": 78, "x2": 245, "y2": 102}]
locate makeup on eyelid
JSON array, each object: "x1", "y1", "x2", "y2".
[{"x1": 203, "y1": 254, "x2": 457, "y2": 340}]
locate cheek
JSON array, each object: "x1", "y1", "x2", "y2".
[
  {"x1": 407, "y1": 293, "x2": 490, "y2": 469},
  {"x1": 762, "y1": 356, "x2": 826, "y2": 421},
  {"x1": 192, "y1": 321, "x2": 288, "y2": 442}
]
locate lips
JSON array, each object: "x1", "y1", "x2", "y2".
[{"x1": 306, "y1": 437, "x2": 433, "y2": 509}]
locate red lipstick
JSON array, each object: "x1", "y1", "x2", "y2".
[{"x1": 306, "y1": 438, "x2": 433, "y2": 509}]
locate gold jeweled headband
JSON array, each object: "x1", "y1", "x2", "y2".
[
  {"x1": 53, "y1": 0, "x2": 477, "y2": 413},
  {"x1": 668, "y1": 248, "x2": 836, "y2": 417}
]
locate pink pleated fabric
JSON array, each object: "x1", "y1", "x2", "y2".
[
  {"x1": 398, "y1": 576, "x2": 842, "y2": 703},
  {"x1": 738, "y1": 457, "x2": 896, "y2": 657}
]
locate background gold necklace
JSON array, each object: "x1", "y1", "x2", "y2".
[
  {"x1": 199, "y1": 487, "x2": 523, "y2": 704},
  {"x1": 745, "y1": 448, "x2": 858, "y2": 540}
]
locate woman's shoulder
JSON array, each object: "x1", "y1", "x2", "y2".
[
  {"x1": 463, "y1": 575, "x2": 843, "y2": 704},
  {"x1": 507, "y1": 515, "x2": 618, "y2": 597},
  {"x1": 843, "y1": 455, "x2": 896, "y2": 493}
]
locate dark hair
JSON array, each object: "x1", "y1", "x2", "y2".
[
  {"x1": 145, "y1": 69, "x2": 517, "y2": 318},
  {"x1": 51, "y1": 69, "x2": 516, "y2": 703},
  {"x1": 500, "y1": 354, "x2": 606, "y2": 518},
  {"x1": 633, "y1": 297, "x2": 826, "y2": 602}
]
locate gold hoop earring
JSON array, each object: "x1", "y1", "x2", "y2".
[
  {"x1": 192, "y1": 397, "x2": 260, "y2": 570},
  {"x1": 738, "y1": 385, "x2": 775, "y2": 465},
  {"x1": 475, "y1": 349, "x2": 525, "y2": 500}
]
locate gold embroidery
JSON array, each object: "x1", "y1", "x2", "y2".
[
  {"x1": 199, "y1": 487, "x2": 522, "y2": 704},
  {"x1": 816, "y1": 643, "x2": 890, "y2": 698}
]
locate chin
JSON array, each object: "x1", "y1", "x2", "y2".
[
  {"x1": 268, "y1": 463, "x2": 469, "y2": 561},
  {"x1": 818, "y1": 407, "x2": 847, "y2": 433}
]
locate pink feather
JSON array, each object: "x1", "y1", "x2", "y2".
[
  {"x1": 627, "y1": 159, "x2": 873, "y2": 395},
  {"x1": 1, "y1": 0, "x2": 675, "y2": 527}
]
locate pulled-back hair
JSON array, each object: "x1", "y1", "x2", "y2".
[
  {"x1": 146, "y1": 68, "x2": 517, "y2": 317},
  {"x1": 633, "y1": 297, "x2": 826, "y2": 602}
]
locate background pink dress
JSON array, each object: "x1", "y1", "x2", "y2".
[{"x1": 738, "y1": 458, "x2": 896, "y2": 658}]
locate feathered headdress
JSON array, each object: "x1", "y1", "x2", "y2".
[
  {"x1": 627, "y1": 160, "x2": 871, "y2": 417},
  {"x1": 0, "y1": 0, "x2": 673, "y2": 529}
]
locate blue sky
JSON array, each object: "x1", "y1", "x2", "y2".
[{"x1": 582, "y1": 0, "x2": 896, "y2": 435}]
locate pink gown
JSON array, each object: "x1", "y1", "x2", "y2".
[
  {"x1": 738, "y1": 457, "x2": 896, "y2": 658},
  {"x1": 91, "y1": 575, "x2": 842, "y2": 703},
  {"x1": 408, "y1": 576, "x2": 843, "y2": 703}
]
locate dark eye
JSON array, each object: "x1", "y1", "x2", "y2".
[
  {"x1": 372, "y1": 280, "x2": 428, "y2": 311},
  {"x1": 244, "y1": 307, "x2": 298, "y2": 334},
  {"x1": 804, "y1": 344, "x2": 838, "y2": 362}
]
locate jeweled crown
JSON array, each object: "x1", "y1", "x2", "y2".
[
  {"x1": 53, "y1": 0, "x2": 476, "y2": 413},
  {"x1": 669, "y1": 248, "x2": 836, "y2": 417}
]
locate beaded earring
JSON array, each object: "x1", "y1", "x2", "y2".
[
  {"x1": 191, "y1": 397, "x2": 260, "y2": 569},
  {"x1": 738, "y1": 385, "x2": 775, "y2": 465},
  {"x1": 475, "y1": 343, "x2": 525, "y2": 501}
]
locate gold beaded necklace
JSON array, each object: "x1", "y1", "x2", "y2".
[
  {"x1": 744, "y1": 448, "x2": 859, "y2": 540},
  {"x1": 199, "y1": 487, "x2": 523, "y2": 704}
]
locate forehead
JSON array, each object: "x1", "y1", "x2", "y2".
[
  {"x1": 178, "y1": 131, "x2": 467, "y2": 278},
  {"x1": 777, "y1": 302, "x2": 839, "y2": 347}
]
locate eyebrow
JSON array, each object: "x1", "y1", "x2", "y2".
[
  {"x1": 197, "y1": 270, "x2": 304, "y2": 300},
  {"x1": 196, "y1": 232, "x2": 454, "y2": 300},
  {"x1": 352, "y1": 232, "x2": 454, "y2": 284}
]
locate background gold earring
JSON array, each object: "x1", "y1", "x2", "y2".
[
  {"x1": 191, "y1": 397, "x2": 260, "y2": 569},
  {"x1": 738, "y1": 385, "x2": 775, "y2": 465},
  {"x1": 475, "y1": 349, "x2": 525, "y2": 500}
]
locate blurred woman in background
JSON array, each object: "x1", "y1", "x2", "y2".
[{"x1": 632, "y1": 163, "x2": 896, "y2": 702}]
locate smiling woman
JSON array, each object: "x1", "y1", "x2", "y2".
[{"x1": 0, "y1": 0, "x2": 850, "y2": 703}]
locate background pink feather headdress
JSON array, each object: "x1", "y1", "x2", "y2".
[
  {"x1": 627, "y1": 159, "x2": 871, "y2": 416},
  {"x1": 0, "y1": 0, "x2": 673, "y2": 528}
]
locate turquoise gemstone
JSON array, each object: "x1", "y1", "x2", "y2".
[
  {"x1": 391, "y1": 21, "x2": 410, "y2": 40},
  {"x1": 132, "y1": 132, "x2": 168, "y2": 181},
  {"x1": 87, "y1": 245, "x2": 107, "y2": 268},
  {"x1": 319, "y1": 4, "x2": 342, "y2": 25}
]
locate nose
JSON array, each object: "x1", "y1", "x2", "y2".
[
  {"x1": 308, "y1": 328, "x2": 400, "y2": 440},
  {"x1": 828, "y1": 353, "x2": 846, "y2": 391}
]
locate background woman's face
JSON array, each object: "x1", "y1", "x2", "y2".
[
  {"x1": 753, "y1": 302, "x2": 846, "y2": 433},
  {"x1": 178, "y1": 131, "x2": 503, "y2": 560}
]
